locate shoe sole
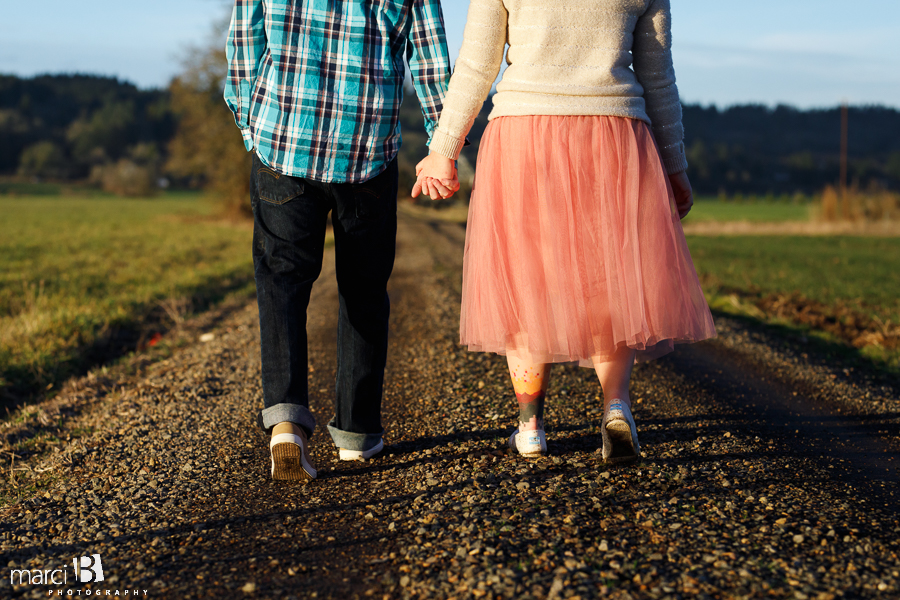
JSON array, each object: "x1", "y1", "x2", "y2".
[
  {"x1": 339, "y1": 439, "x2": 384, "y2": 461},
  {"x1": 519, "y1": 450, "x2": 545, "y2": 458},
  {"x1": 271, "y1": 442, "x2": 315, "y2": 481},
  {"x1": 603, "y1": 419, "x2": 639, "y2": 464}
]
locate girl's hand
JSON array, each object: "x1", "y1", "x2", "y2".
[
  {"x1": 668, "y1": 171, "x2": 694, "y2": 219},
  {"x1": 412, "y1": 153, "x2": 460, "y2": 199}
]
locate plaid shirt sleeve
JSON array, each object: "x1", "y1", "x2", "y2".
[
  {"x1": 406, "y1": 0, "x2": 452, "y2": 144},
  {"x1": 224, "y1": 0, "x2": 267, "y2": 151}
]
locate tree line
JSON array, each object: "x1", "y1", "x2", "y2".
[
  {"x1": 0, "y1": 74, "x2": 174, "y2": 195},
  {"x1": 682, "y1": 104, "x2": 900, "y2": 196},
  {"x1": 2, "y1": 72, "x2": 899, "y2": 202}
]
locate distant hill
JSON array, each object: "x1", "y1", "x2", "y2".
[
  {"x1": 0, "y1": 74, "x2": 173, "y2": 181},
  {"x1": 682, "y1": 104, "x2": 900, "y2": 195},
  {"x1": 1, "y1": 73, "x2": 898, "y2": 196}
]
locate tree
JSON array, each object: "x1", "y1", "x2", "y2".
[
  {"x1": 66, "y1": 100, "x2": 136, "y2": 166},
  {"x1": 886, "y1": 152, "x2": 900, "y2": 182},
  {"x1": 17, "y1": 141, "x2": 68, "y2": 179},
  {"x1": 90, "y1": 143, "x2": 161, "y2": 197},
  {"x1": 166, "y1": 21, "x2": 251, "y2": 218}
]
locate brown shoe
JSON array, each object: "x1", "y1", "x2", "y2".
[{"x1": 270, "y1": 430, "x2": 317, "y2": 480}]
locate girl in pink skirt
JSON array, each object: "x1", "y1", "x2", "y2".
[{"x1": 414, "y1": 0, "x2": 716, "y2": 463}]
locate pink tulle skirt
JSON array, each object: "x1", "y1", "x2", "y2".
[{"x1": 460, "y1": 115, "x2": 716, "y2": 366}]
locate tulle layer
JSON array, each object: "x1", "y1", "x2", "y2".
[{"x1": 460, "y1": 115, "x2": 716, "y2": 366}]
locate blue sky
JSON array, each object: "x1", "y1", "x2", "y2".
[{"x1": 2, "y1": 0, "x2": 898, "y2": 109}]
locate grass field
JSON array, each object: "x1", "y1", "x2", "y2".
[
  {"x1": 686, "y1": 236, "x2": 900, "y2": 321},
  {"x1": 2, "y1": 191, "x2": 896, "y2": 408},
  {"x1": 401, "y1": 196, "x2": 815, "y2": 224},
  {"x1": 687, "y1": 235, "x2": 900, "y2": 370},
  {"x1": 685, "y1": 199, "x2": 813, "y2": 223},
  {"x1": 0, "y1": 192, "x2": 254, "y2": 405}
]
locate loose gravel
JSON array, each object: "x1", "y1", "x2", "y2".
[{"x1": 2, "y1": 214, "x2": 899, "y2": 599}]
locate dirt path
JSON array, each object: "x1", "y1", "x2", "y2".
[{"x1": 3, "y1": 214, "x2": 899, "y2": 599}]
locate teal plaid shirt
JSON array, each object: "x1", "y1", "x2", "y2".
[{"x1": 225, "y1": 0, "x2": 452, "y2": 183}]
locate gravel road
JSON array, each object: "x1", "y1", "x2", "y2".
[{"x1": 3, "y1": 213, "x2": 899, "y2": 600}]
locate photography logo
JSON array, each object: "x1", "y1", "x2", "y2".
[
  {"x1": 73, "y1": 554, "x2": 104, "y2": 583},
  {"x1": 9, "y1": 554, "x2": 105, "y2": 586},
  {"x1": 9, "y1": 553, "x2": 147, "y2": 595}
]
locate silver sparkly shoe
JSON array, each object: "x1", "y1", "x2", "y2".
[{"x1": 601, "y1": 400, "x2": 640, "y2": 464}]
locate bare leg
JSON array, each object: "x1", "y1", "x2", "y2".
[
  {"x1": 593, "y1": 347, "x2": 640, "y2": 463},
  {"x1": 592, "y1": 346, "x2": 637, "y2": 407},
  {"x1": 507, "y1": 355, "x2": 550, "y2": 431}
]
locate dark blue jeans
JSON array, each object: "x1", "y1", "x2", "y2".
[{"x1": 251, "y1": 153, "x2": 397, "y2": 452}]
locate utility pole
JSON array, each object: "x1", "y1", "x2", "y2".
[{"x1": 839, "y1": 102, "x2": 850, "y2": 220}]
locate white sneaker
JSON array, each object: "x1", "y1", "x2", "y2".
[
  {"x1": 270, "y1": 432, "x2": 317, "y2": 480},
  {"x1": 338, "y1": 439, "x2": 384, "y2": 461},
  {"x1": 601, "y1": 400, "x2": 640, "y2": 464},
  {"x1": 508, "y1": 428, "x2": 547, "y2": 457}
]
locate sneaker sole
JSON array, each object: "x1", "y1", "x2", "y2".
[
  {"x1": 339, "y1": 439, "x2": 384, "y2": 461},
  {"x1": 603, "y1": 419, "x2": 639, "y2": 464},
  {"x1": 271, "y1": 442, "x2": 315, "y2": 481},
  {"x1": 518, "y1": 450, "x2": 545, "y2": 458}
]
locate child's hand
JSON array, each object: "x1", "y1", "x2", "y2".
[
  {"x1": 668, "y1": 171, "x2": 694, "y2": 219},
  {"x1": 412, "y1": 153, "x2": 460, "y2": 200}
]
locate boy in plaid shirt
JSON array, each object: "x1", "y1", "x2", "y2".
[{"x1": 225, "y1": 0, "x2": 456, "y2": 480}]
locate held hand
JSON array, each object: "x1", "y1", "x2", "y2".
[
  {"x1": 412, "y1": 175, "x2": 456, "y2": 200},
  {"x1": 412, "y1": 153, "x2": 460, "y2": 200},
  {"x1": 413, "y1": 177, "x2": 455, "y2": 200},
  {"x1": 668, "y1": 171, "x2": 694, "y2": 219}
]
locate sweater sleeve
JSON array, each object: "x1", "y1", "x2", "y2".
[
  {"x1": 428, "y1": 0, "x2": 508, "y2": 160},
  {"x1": 633, "y1": 0, "x2": 688, "y2": 174}
]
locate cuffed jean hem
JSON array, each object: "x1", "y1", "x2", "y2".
[
  {"x1": 259, "y1": 403, "x2": 317, "y2": 438},
  {"x1": 327, "y1": 420, "x2": 384, "y2": 452}
]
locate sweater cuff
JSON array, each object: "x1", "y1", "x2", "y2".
[
  {"x1": 662, "y1": 144, "x2": 689, "y2": 174},
  {"x1": 428, "y1": 128, "x2": 465, "y2": 161}
]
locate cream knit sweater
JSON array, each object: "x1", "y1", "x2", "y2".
[{"x1": 429, "y1": 0, "x2": 689, "y2": 174}]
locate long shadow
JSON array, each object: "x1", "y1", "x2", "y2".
[
  {"x1": 371, "y1": 422, "x2": 595, "y2": 459},
  {"x1": 650, "y1": 340, "x2": 900, "y2": 502},
  {"x1": 6, "y1": 418, "x2": 898, "y2": 598},
  {"x1": 362, "y1": 330, "x2": 900, "y2": 508},
  {"x1": 9, "y1": 432, "x2": 894, "y2": 569},
  {"x1": 8, "y1": 465, "x2": 581, "y2": 569},
  {"x1": 706, "y1": 307, "x2": 900, "y2": 387}
]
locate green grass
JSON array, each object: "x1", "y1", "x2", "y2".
[
  {"x1": 0, "y1": 178, "x2": 102, "y2": 196},
  {"x1": 0, "y1": 180, "x2": 65, "y2": 196},
  {"x1": 0, "y1": 192, "x2": 254, "y2": 404},
  {"x1": 686, "y1": 236, "x2": 900, "y2": 323},
  {"x1": 399, "y1": 197, "x2": 815, "y2": 225},
  {"x1": 684, "y1": 199, "x2": 812, "y2": 223}
]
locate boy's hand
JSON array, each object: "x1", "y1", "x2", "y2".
[
  {"x1": 412, "y1": 153, "x2": 460, "y2": 200},
  {"x1": 668, "y1": 171, "x2": 694, "y2": 219}
]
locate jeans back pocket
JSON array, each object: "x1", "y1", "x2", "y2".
[{"x1": 256, "y1": 163, "x2": 305, "y2": 206}]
